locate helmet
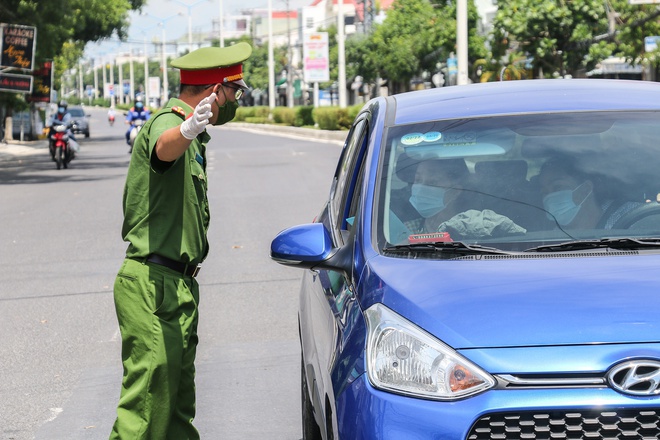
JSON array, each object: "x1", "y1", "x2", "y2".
[{"x1": 57, "y1": 101, "x2": 68, "y2": 114}]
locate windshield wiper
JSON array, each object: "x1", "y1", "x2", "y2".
[
  {"x1": 525, "y1": 238, "x2": 660, "y2": 253},
  {"x1": 384, "y1": 241, "x2": 513, "y2": 256}
]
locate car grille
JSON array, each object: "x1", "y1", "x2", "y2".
[{"x1": 467, "y1": 409, "x2": 660, "y2": 439}]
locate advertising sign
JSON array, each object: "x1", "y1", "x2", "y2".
[
  {"x1": 27, "y1": 60, "x2": 53, "y2": 102},
  {"x1": 0, "y1": 72, "x2": 33, "y2": 93},
  {"x1": 0, "y1": 24, "x2": 37, "y2": 70},
  {"x1": 303, "y1": 32, "x2": 330, "y2": 83}
]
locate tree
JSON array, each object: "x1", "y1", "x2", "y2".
[
  {"x1": 362, "y1": 0, "x2": 487, "y2": 93},
  {"x1": 0, "y1": 0, "x2": 146, "y2": 112},
  {"x1": 491, "y1": 0, "x2": 660, "y2": 78}
]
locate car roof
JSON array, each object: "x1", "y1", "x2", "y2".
[{"x1": 390, "y1": 79, "x2": 660, "y2": 126}]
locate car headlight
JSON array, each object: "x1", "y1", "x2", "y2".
[{"x1": 365, "y1": 303, "x2": 495, "y2": 400}]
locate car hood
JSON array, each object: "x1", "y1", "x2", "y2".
[{"x1": 361, "y1": 253, "x2": 660, "y2": 349}]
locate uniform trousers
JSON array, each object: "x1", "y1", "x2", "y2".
[{"x1": 110, "y1": 258, "x2": 200, "y2": 440}]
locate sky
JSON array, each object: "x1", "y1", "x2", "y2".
[{"x1": 84, "y1": 0, "x2": 309, "y2": 63}]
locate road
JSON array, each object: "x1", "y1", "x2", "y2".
[{"x1": 0, "y1": 106, "x2": 343, "y2": 440}]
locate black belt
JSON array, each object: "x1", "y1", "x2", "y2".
[{"x1": 146, "y1": 254, "x2": 201, "y2": 277}]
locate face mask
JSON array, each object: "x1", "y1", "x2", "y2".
[
  {"x1": 410, "y1": 183, "x2": 446, "y2": 218},
  {"x1": 212, "y1": 87, "x2": 239, "y2": 126},
  {"x1": 543, "y1": 182, "x2": 592, "y2": 226},
  {"x1": 58, "y1": 107, "x2": 65, "y2": 113}
]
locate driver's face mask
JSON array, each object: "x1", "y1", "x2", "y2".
[
  {"x1": 410, "y1": 183, "x2": 447, "y2": 218},
  {"x1": 543, "y1": 182, "x2": 592, "y2": 226}
]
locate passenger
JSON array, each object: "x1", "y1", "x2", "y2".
[
  {"x1": 404, "y1": 158, "x2": 472, "y2": 233},
  {"x1": 538, "y1": 157, "x2": 641, "y2": 229}
]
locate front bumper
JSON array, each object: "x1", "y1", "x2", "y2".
[{"x1": 335, "y1": 374, "x2": 660, "y2": 440}]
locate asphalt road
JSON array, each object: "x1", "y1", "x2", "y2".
[{"x1": 0, "y1": 107, "x2": 343, "y2": 440}]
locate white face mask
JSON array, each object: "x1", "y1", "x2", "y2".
[
  {"x1": 410, "y1": 183, "x2": 447, "y2": 218},
  {"x1": 542, "y1": 182, "x2": 592, "y2": 226}
]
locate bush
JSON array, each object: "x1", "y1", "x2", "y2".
[
  {"x1": 295, "y1": 106, "x2": 315, "y2": 127},
  {"x1": 272, "y1": 107, "x2": 296, "y2": 125},
  {"x1": 313, "y1": 107, "x2": 340, "y2": 130}
]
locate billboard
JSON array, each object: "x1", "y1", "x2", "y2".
[
  {"x1": 1, "y1": 24, "x2": 37, "y2": 71},
  {"x1": 303, "y1": 32, "x2": 330, "y2": 83},
  {"x1": 0, "y1": 72, "x2": 33, "y2": 93},
  {"x1": 27, "y1": 60, "x2": 53, "y2": 102}
]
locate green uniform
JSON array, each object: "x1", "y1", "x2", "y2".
[{"x1": 110, "y1": 98, "x2": 209, "y2": 440}]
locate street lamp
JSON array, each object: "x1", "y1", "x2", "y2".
[{"x1": 167, "y1": 0, "x2": 211, "y2": 53}]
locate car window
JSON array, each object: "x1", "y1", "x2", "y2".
[
  {"x1": 378, "y1": 111, "x2": 660, "y2": 252},
  {"x1": 68, "y1": 108, "x2": 84, "y2": 117},
  {"x1": 331, "y1": 117, "x2": 369, "y2": 235}
]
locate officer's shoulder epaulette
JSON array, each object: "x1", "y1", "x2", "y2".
[{"x1": 171, "y1": 106, "x2": 187, "y2": 118}]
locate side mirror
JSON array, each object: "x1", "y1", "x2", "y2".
[
  {"x1": 271, "y1": 223, "x2": 353, "y2": 275},
  {"x1": 271, "y1": 223, "x2": 334, "y2": 267}
]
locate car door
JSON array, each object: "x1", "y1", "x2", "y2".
[{"x1": 304, "y1": 112, "x2": 371, "y2": 437}]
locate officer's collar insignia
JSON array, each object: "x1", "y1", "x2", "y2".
[{"x1": 171, "y1": 106, "x2": 187, "y2": 118}]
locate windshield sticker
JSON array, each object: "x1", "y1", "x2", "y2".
[
  {"x1": 401, "y1": 133, "x2": 425, "y2": 145},
  {"x1": 423, "y1": 131, "x2": 442, "y2": 142},
  {"x1": 401, "y1": 131, "x2": 477, "y2": 147}
]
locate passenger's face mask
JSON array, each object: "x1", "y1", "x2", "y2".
[
  {"x1": 410, "y1": 183, "x2": 446, "y2": 218},
  {"x1": 212, "y1": 86, "x2": 239, "y2": 126},
  {"x1": 543, "y1": 182, "x2": 592, "y2": 226}
]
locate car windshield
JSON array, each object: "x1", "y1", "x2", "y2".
[
  {"x1": 377, "y1": 111, "x2": 660, "y2": 253},
  {"x1": 68, "y1": 108, "x2": 84, "y2": 117}
]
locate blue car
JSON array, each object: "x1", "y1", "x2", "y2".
[{"x1": 271, "y1": 79, "x2": 660, "y2": 440}]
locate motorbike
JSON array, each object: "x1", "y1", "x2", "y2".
[
  {"x1": 128, "y1": 118, "x2": 145, "y2": 153},
  {"x1": 108, "y1": 113, "x2": 115, "y2": 126},
  {"x1": 49, "y1": 121, "x2": 75, "y2": 170}
]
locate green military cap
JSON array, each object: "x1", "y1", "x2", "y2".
[{"x1": 170, "y1": 42, "x2": 252, "y2": 89}]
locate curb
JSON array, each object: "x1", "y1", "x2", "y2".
[{"x1": 227, "y1": 122, "x2": 347, "y2": 145}]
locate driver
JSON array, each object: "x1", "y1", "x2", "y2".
[
  {"x1": 538, "y1": 157, "x2": 641, "y2": 229},
  {"x1": 125, "y1": 98, "x2": 151, "y2": 145},
  {"x1": 48, "y1": 100, "x2": 76, "y2": 160}
]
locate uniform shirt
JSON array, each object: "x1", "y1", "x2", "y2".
[{"x1": 121, "y1": 97, "x2": 211, "y2": 266}]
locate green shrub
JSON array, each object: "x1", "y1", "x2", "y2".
[
  {"x1": 295, "y1": 106, "x2": 315, "y2": 127},
  {"x1": 313, "y1": 107, "x2": 340, "y2": 130},
  {"x1": 235, "y1": 106, "x2": 253, "y2": 121},
  {"x1": 272, "y1": 107, "x2": 296, "y2": 125},
  {"x1": 245, "y1": 116, "x2": 271, "y2": 124}
]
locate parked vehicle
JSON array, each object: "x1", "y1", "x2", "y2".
[
  {"x1": 67, "y1": 106, "x2": 90, "y2": 138},
  {"x1": 271, "y1": 79, "x2": 660, "y2": 440},
  {"x1": 49, "y1": 121, "x2": 75, "y2": 170},
  {"x1": 127, "y1": 117, "x2": 144, "y2": 153}
]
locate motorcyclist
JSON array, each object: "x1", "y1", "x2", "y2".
[
  {"x1": 125, "y1": 98, "x2": 151, "y2": 146},
  {"x1": 48, "y1": 100, "x2": 76, "y2": 160}
]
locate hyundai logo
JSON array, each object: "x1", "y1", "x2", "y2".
[{"x1": 607, "y1": 360, "x2": 660, "y2": 396}]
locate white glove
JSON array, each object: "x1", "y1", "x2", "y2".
[{"x1": 180, "y1": 93, "x2": 216, "y2": 140}]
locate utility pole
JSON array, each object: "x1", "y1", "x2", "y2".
[
  {"x1": 337, "y1": 0, "x2": 347, "y2": 107},
  {"x1": 286, "y1": 0, "x2": 293, "y2": 108},
  {"x1": 268, "y1": 0, "x2": 275, "y2": 110},
  {"x1": 456, "y1": 0, "x2": 468, "y2": 85}
]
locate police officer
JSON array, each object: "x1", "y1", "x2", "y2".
[{"x1": 110, "y1": 42, "x2": 252, "y2": 440}]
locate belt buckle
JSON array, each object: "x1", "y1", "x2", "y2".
[{"x1": 191, "y1": 265, "x2": 201, "y2": 277}]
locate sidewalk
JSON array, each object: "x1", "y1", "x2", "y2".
[{"x1": 0, "y1": 138, "x2": 47, "y2": 161}]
